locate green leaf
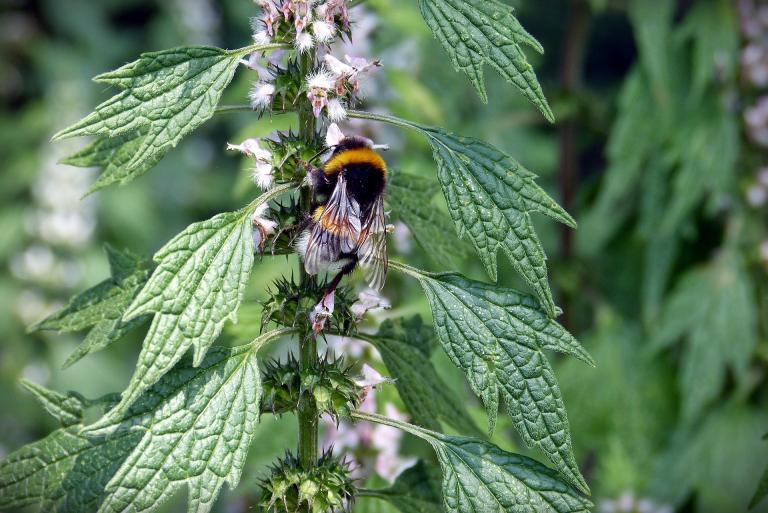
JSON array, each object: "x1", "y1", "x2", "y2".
[
  {"x1": 0, "y1": 425, "x2": 142, "y2": 513},
  {"x1": 628, "y1": 0, "x2": 674, "y2": 107},
  {"x1": 661, "y1": 106, "x2": 739, "y2": 233},
  {"x1": 393, "y1": 263, "x2": 592, "y2": 493},
  {"x1": 30, "y1": 245, "x2": 152, "y2": 369},
  {"x1": 20, "y1": 380, "x2": 87, "y2": 427},
  {"x1": 750, "y1": 462, "x2": 768, "y2": 510},
  {"x1": 0, "y1": 330, "x2": 290, "y2": 513},
  {"x1": 651, "y1": 404, "x2": 768, "y2": 513},
  {"x1": 349, "y1": 111, "x2": 574, "y2": 317},
  {"x1": 363, "y1": 461, "x2": 444, "y2": 513},
  {"x1": 653, "y1": 253, "x2": 758, "y2": 421},
  {"x1": 52, "y1": 44, "x2": 282, "y2": 172},
  {"x1": 418, "y1": 0, "x2": 553, "y2": 121},
  {"x1": 432, "y1": 436, "x2": 591, "y2": 513},
  {"x1": 678, "y1": 0, "x2": 739, "y2": 95},
  {"x1": 355, "y1": 413, "x2": 592, "y2": 513},
  {"x1": 577, "y1": 69, "x2": 657, "y2": 255},
  {"x1": 60, "y1": 129, "x2": 160, "y2": 194},
  {"x1": 386, "y1": 171, "x2": 469, "y2": 269},
  {"x1": 89, "y1": 184, "x2": 294, "y2": 428},
  {"x1": 361, "y1": 317, "x2": 480, "y2": 435}
]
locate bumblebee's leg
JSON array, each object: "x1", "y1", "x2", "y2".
[{"x1": 323, "y1": 259, "x2": 357, "y2": 297}]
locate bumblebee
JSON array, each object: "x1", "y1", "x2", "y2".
[{"x1": 298, "y1": 135, "x2": 388, "y2": 293}]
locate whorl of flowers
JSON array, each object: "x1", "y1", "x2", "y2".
[{"x1": 245, "y1": 0, "x2": 381, "y2": 121}]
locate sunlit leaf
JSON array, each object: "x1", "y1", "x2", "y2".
[
  {"x1": 418, "y1": 0, "x2": 553, "y2": 121},
  {"x1": 53, "y1": 44, "x2": 282, "y2": 173},
  {"x1": 89, "y1": 184, "x2": 294, "y2": 428},
  {"x1": 393, "y1": 263, "x2": 592, "y2": 492}
]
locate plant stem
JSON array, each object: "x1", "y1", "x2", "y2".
[{"x1": 297, "y1": 48, "x2": 319, "y2": 474}]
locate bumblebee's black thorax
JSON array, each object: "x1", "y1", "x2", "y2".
[{"x1": 322, "y1": 138, "x2": 387, "y2": 215}]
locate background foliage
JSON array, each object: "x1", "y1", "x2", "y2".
[{"x1": 1, "y1": 0, "x2": 767, "y2": 512}]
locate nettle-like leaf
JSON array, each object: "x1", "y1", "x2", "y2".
[
  {"x1": 393, "y1": 262, "x2": 593, "y2": 493},
  {"x1": 386, "y1": 171, "x2": 469, "y2": 269},
  {"x1": 20, "y1": 380, "x2": 88, "y2": 427},
  {"x1": 363, "y1": 461, "x2": 444, "y2": 513},
  {"x1": 53, "y1": 44, "x2": 282, "y2": 175},
  {"x1": 356, "y1": 413, "x2": 592, "y2": 513},
  {"x1": 90, "y1": 184, "x2": 294, "y2": 427},
  {"x1": 652, "y1": 252, "x2": 757, "y2": 421},
  {"x1": 0, "y1": 330, "x2": 289, "y2": 513},
  {"x1": 60, "y1": 129, "x2": 159, "y2": 195},
  {"x1": 359, "y1": 316, "x2": 479, "y2": 435},
  {"x1": 30, "y1": 245, "x2": 151, "y2": 369},
  {"x1": 418, "y1": 0, "x2": 554, "y2": 121},
  {"x1": 350, "y1": 111, "x2": 574, "y2": 317}
]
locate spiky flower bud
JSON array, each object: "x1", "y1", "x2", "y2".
[
  {"x1": 261, "y1": 353, "x2": 363, "y2": 420},
  {"x1": 260, "y1": 451, "x2": 356, "y2": 513},
  {"x1": 261, "y1": 275, "x2": 356, "y2": 334}
]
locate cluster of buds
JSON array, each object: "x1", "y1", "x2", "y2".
[
  {"x1": 261, "y1": 354, "x2": 363, "y2": 420},
  {"x1": 261, "y1": 276, "x2": 357, "y2": 335},
  {"x1": 306, "y1": 55, "x2": 381, "y2": 121},
  {"x1": 260, "y1": 451, "x2": 356, "y2": 513}
]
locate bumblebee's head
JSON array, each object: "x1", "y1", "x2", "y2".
[{"x1": 330, "y1": 136, "x2": 375, "y2": 157}]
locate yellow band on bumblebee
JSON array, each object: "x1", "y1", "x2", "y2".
[{"x1": 324, "y1": 147, "x2": 387, "y2": 177}]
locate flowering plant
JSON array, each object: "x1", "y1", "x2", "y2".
[{"x1": 0, "y1": 1, "x2": 594, "y2": 512}]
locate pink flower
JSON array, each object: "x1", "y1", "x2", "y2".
[{"x1": 309, "y1": 290, "x2": 335, "y2": 334}]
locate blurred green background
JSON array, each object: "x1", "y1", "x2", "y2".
[{"x1": 1, "y1": 0, "x2": 768, "y2": 512}]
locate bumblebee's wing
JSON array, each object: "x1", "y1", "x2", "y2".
[
  {"x1": 357, "y1": 195, "x2": 388, "y2": 290},
  {"x1": 304, "y1": 174, "x2": 362, "y2": 276}
]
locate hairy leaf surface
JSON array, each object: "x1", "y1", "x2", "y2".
[
  {"x1": 362, "y1": 317, "x2": 479, "y2": 435},
  {"x1": 53, "y1": 45, "x2": 280, "y2": 172},
  {"x1": 356, "y1": 414, "x2": 592, "y2": 513},
  {"x1": 349, "y1": 111, "x2": 574, "y2": 316},
  {"x1": 30, "y1": 246, "x2": 151, "y2": 369},
  {"x1": 0, "y1": 330, "x2": 288, "y2": 513},
  {"x1": 418, "y1": 0, "x2": 553, "y2": 121},
  {"x1": 431, "y1": 435, "x2": 592, "y2": 513},
  {"x1": 20, "y1": 380, "x2": 87, "y2": 427},
  {"x1": 394, "y1": 263, "x2": 592, "y2": 492}
]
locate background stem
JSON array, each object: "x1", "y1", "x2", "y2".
[
  {"x1": 297, "y1": 49, "x2": 319, "y2": 474},
  {"x1": 557, "y1": 0, "x2": 590, "y2": 329}
]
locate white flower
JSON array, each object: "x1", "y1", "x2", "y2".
[
  {"x1": 226, "y1": 138, "x2": 271, "y2": 159},
  {"x1": 306, "y1": 69, "x2": 335, "y2": 117},
  {"x1": 307, "y1": 68, "x2": 335, "y2": 90},
  {"x1": 325, "y1": 123, "x2": 346, "y2": 147},
  {"x1": 309, "y1": 290, "x2": 335, "y2": 334},
  {"x1": 355, "y1": 364, "x2": 387, "y2": 388},
  {"x1": 350, "y1": 289, "x2": 390, "y2": 319},
  {"x1": 252, "y1": 29, "x2": 271, "y2": 45},
  {"x1": 312, "y1": 19, "x2": 335, "y2": 43},
  {"x1": 327, "y1": 98, "x2": 347, "y2": 121},
  {"x1": 251, "y1": 162, "x2": 275, "y2": 189},
  {"x1": 249, "y1": 81, "x2": 275, "y2": 109},
  {"x1": 227, "y1": 138, "x2": 275, "y2": 189},
  {"x1": 252, "y1": 203, "x2": 278, "y2": 251},
  {"x1": 761, "y1": 240, "x2": 768, "y2": 262},
  {"x1": 324, "y1": 54, "x2": 354, "y2": 77},
  {"x1": 295, "y1": 31, "x2": 314, "y2": 53},
  {"x1": 747, "y1": 184, "x2": 767, "y2": 207}
]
